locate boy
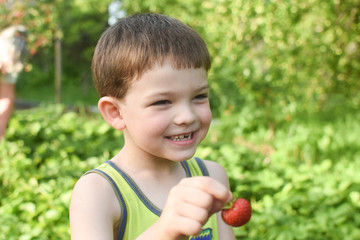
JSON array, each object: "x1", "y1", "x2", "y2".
[{"x1": 70, "y1": 13, "x2": 235, "y2": 240}]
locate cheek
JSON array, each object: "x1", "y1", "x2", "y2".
[
  {"x1": 140, "y1": 114, "x2": 170, "y2": 136},
  {"x1": 199, "y1": 106, "x2": 212, "y2": 128}
]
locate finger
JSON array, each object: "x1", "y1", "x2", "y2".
[
  {"x1": 178, "y1": 201, "x2": 210, "y2": 225},
  {"x1": 210, "y1": 198, "x2": 227, "y2": 215},
  {"x1": 178, "y1": 186, "x2": 214, "y2": 210},
  {"x1": 181, "y1": 177, "x2": 232, "y2": 203},
  {"x1": 176, "y1": 215, "x2": 203, "y2": 237}
]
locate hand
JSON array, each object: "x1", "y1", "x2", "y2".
[{"x1": 154, "y1": 176, "x2": 232, "y2": 239}]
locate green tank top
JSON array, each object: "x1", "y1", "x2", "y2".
[{"x1": 87, "y1": 157, "x2": 219, "y2": 240}]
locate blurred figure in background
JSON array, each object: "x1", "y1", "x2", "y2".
[{"x1": 0, "y1": 25, "x2": 27, "y2": 141}]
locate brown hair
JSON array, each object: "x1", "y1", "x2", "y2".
[{"x1": 92, "y1": 13, "x2": 211, "y2": 99}]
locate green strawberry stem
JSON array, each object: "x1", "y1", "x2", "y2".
[{"x1": 222, "y1": 197, "x2": 237, "y2": 210}]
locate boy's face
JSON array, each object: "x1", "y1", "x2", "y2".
[{"x1": 119, "y1": 62, "x2": 212, "y2": 162}]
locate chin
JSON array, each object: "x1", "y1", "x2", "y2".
[{"x1": 169, "y1": 151, "x2": 196, "y2": 162}]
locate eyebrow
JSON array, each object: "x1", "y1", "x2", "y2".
[
  {"x1": 144, "y1": 84, "x2": 210, "y2": 100},
  {"x1": 196, "y1": 84, "x2": 210, "y2": 91}
]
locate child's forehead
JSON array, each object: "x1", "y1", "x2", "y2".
[
  {"x1": 127, "y1": 64, "x2": 208, "y2": 96},
  {"x1": 143, "y1": 58, "x2": 205, "y2": 75},
  {"x1": 132, "y1": 60, "x2": 207, "y2": 84},
  {"x1": 120, "y1": 58, "x2": 208, "y2": 101}
]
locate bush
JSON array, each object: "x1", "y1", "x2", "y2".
[{"x1": 1, "y1": 105, "x2": 359, "y2": 239}]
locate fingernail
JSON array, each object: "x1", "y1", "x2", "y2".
[{"x1": 227, "y1": 191, "x2": 233, "y2": 202}]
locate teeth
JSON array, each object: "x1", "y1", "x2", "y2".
[{"x1": 170, "y1": 134, "x2": 192, "y2": 141}]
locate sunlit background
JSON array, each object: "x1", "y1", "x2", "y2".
[{"x1": 0, "y1": 0, "x2": 359, "y2": 239}]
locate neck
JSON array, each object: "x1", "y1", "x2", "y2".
[
  {"x1": 112, "y1": 147, "x2": 182, "y2": 180},
  {"x1": 111, "y1": 146, "x2": 188, "y2": 209}
]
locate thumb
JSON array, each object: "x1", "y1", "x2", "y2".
[{"x1": 210, "y1": 192, "x2": 233, "y2": 215}]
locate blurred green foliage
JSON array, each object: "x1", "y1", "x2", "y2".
[
  {"x1": 1, "y1": 0, "x2": 112, "y2": 105},
  {"x1": 1, "y1": 106, "x2": 359, "y2": 239},
  {"x1": 199, "y1": 109, "x2": 360, "y2": 239},
  {"x1": 2, "y1": 0, "x2": 359, "y2": 117},
  {"x1": 120, "y1": 0, "x2": 360, "y2": 120},
  {"x1": 0, "y1": 106, "x2": 123, "y2": 239},
  {"x1": 1, "y1": 0, "x2": 360, "y2": 239}
]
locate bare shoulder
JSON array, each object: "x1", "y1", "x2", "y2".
[
  {"x1": 203, "y1": 160, "x2": 230, "y2": 187},
  {"x1": 70, "y1": 173, "x2": 120, "y2": 239},
  {"x1": 71, "y1": 172, "x2": 118, "y2": 204}
]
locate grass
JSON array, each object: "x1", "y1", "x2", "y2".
[{"x1": 15, "y1": 74, "x2": 99, "y2": 106}]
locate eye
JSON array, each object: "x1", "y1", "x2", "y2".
[
  {"x1": 194, "y1": 93, "x2": 208, "y2": 100},
  {"x1": 151, "y1": 100, "x2": 171, "y2": 106}
]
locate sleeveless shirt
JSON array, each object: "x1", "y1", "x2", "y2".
[{"x1": 86, "y1": 157, "x2": 219, "y2": 240}]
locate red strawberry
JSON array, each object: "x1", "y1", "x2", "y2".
[{"x1": 221, "y1": 198, "x2": 252, "y2": 227}]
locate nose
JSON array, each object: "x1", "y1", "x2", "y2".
[{"x1": 173, "y1": 103, "x2": 196, "y2": 125}]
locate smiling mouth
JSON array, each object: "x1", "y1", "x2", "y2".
[{"x1": 167, "y1": 133, "x2": 193, "y2": 141}]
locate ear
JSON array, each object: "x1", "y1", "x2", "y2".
[{"x1": 98, "y1": 96, "x2": 126, "y2": 131}]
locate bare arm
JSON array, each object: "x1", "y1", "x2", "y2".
[
  {"x1": 204, "y1": 160, "x2": 236, "y2": 240},
  {"x1": 0, "y1": 83, "x2": 15, "y2": 139},
  {"x1": 70, "y1": 173, "x2": 121, "y2": 240}
]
